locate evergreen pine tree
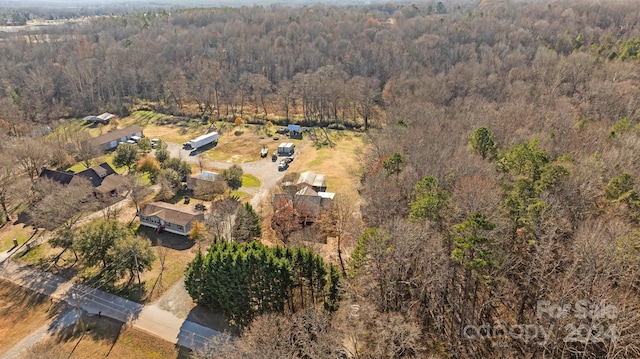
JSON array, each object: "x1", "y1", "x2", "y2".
[{"x1": 232, "y1": 202, "x2": 262, "y2": 242}]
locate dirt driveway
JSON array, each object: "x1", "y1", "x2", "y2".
[{"x1": 166, "y1": 140, "x2": 309, "y2": 210}]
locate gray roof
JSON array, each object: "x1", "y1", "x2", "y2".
[
  {"x1": 296, "y1": 171, "x2": 326, "y2": 189},
  {"x1": 89, "y1": 125, "x2": 143, "y2": 147},
  {"x1": 97, "y1": 113, "x2": 116, "y2": 121},
  {"x1": 139, "y1": 201, "x2": 204, "y2": 226},
  {"x1": 39, "y1": 162, "x2": 124, "y2": 193}
]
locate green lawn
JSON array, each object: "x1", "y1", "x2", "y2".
[
  {"x1": 130, "y1": 110, "x2": 171, "y2": 126},
  {"x1": 0, "y1": 224, "x2": 34, "y2": 252},
  {"x1": 242, "y1": 174, "x2": 261, "y2": 188},
  {"x1": 16, "y1": 241, "x2": 48, "y2": 264}
]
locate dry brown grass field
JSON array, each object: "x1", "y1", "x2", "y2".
[
  {"x1": 20, "y1": 315, "x2": 190, "y2": 359},
  {"x1": 0, "y1": 279, "x2": 66, "y2": 354},
  {"x1": 287, "y1": 130, "x2": 366, "y2": 198}
]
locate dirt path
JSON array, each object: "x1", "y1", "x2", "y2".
[{"x1": 152, "y1": 278, "x2": 194, "y2": 319}]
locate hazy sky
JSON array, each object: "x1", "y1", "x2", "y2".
[{"x1": 0, "y1": 0, "x2": 380, "y2": 7}]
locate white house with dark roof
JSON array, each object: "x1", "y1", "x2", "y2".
[{"x1": 137, "y1": 201, "x2": 205, "y2": 236}]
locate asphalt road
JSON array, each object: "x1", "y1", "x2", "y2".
[{"x1": 0, "y1": 258, "x2": 225, "y2": 353}]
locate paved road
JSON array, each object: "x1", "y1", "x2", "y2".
[{"x1": 0, "y1": 259, "x2": 225, "y2": 354}]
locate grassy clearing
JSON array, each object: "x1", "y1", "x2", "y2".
[
  {"x1": 130, "y1": 110, "x2": 172, "y2": 126},
  {"x1": 23, "y1": 315, "x2": 191, "y2": 359},
  {"x1": 135, "y1": 227, "x2": 197, "y2": 303},
  {"x1": 289, "y1": 130, "x2": 365, "y2": 197},
  {"x1": 0, "y1": 279, "x2": 67, "y2": 354},
  {"x1": 242, "y1": 174, "x2": 260, "y2": 188},
  {"x1": 126, "y1": 110, "x2": 212, "y2": 143},
  {"x1": 0, "y1": 223, "x2": 34, "y2": 252},
  {"x1": 47, "y1": 118, "x2": 104, "y2": 139},
  {"x1": 201, "y1": 126, "x2": 303, "y2": 163}
]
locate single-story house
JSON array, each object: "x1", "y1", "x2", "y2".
[
  {"x1": 88, "y1": 125, "x2": 143, "y2": 152},
  {"x1": 39, "y1": 162, "x2": 128, "y2": 198},
  {"x1": 186, "y1": 171, "x2": 219, "y2": 191},
  {"x1": 137, "y1": 201, "x2": 205, "y2": 236},
  {"x1": 287, "y1": 124, "x2": 302, "y2": 139},
  {"x1": 295, "y1": 171, "x2": 327, "y2": 192},
  {"x1": 83, "y1": 112, "x2": 116, "y2": 125},
  {"x1": 278, "y1": 142, "x2": 295, "y2": 156}
]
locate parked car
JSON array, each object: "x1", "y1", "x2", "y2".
[
  {"x1": 278, "y1": 160, "x2": 288, "y2": 171},
  {"x1": 284, "y1": 156, "x2": 294, "y2": 164},
  {"x1": 151, "y1": 138, "x2": 160, "y2": 148},
  {"x1": 272, "y1": 152, "x2": 278, "y2": 162}
]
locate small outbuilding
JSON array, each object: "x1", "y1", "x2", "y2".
[
  {"x1": 186, "y1": 171, "x2": 219, "y2": 191},
  {"x1": 295, "y1": 171, "x2": 327, "y2": 192},
  {"x1": 287, "y1": 124, "x2": 302, "y2": 139},
  {"x1": 84, "y1": 112, "x2": 116, "y2": 125},
  {"x1": 278, "y1": 142, "x2": 295, "y2": 156}
]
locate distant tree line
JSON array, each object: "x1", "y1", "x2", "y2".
[{"x1": 0, "y1": 0, "x2": 633, "y2": 131}]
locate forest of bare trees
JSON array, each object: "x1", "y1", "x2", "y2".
[{"x1": 3, "y1": 0, "x2": 640, "y2": 357}]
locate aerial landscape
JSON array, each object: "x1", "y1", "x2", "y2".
[{"x1": 1, "y1": 0, "x2": 640, "y2": 358}]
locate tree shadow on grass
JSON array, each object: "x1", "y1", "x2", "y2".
[
  {"x1": 0, "y1": 278, "x2": 69, "y2": 323},
  {"x1": 50, "y1": 315, "x2": 126, "y2": 357},
  {"x1": 185, "y1": 305, "x2": 239, "y2": 336},
  {"x1": 175, "y1": 345, "x2": 193, "y2": 359},
  {"x1": 177, "y1": 306, "x2": 237, "y2": 354},
  {"x1": 77, "y1": 273, "x2": 149, "y2": 304},
  {"x1": 109, "y1": 282, "x2": 147, "y2": 303}
]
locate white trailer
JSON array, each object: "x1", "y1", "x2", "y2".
[
  {"x1": 277, "y1": 142, "x2": 295, "y2": 156},
  {"x1": 185, "y1": 132, "x2": 218, "y2": 150}
]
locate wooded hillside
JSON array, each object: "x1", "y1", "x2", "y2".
[{"x1": 3, "y1": 0, "x2": 640, "y2": 357}]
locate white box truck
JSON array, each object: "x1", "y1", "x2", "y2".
[{"x1": 184, "y1": 132, "x2": 218, "y2": 150}]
